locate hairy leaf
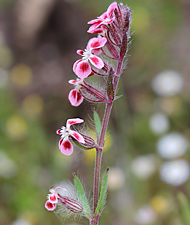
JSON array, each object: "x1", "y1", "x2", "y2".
[
  {"x1": 95, "y1": 168, "x2": 109, "y2": 216},
  {"x1": 74, "y1": 175, "x2": 92, "y2": 219}
]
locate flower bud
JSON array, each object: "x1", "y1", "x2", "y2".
[
  {"x1": 58, "y1": 195, "x2": 83, "y2": 213},
  {"x1": 80, "y1": 81, "x2": 107, "y2": 103}
]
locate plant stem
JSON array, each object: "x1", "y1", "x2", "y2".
[
  {"x1": 92, "y1": 59, "x2": 123, "y2": 224},
  {"x1": 93, "y1": 102, "x2": 112, "y2": 215}
]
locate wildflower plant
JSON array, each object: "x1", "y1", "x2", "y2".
[{"x1": 45, "y1": 2, "x2": 132, "y2": 225}]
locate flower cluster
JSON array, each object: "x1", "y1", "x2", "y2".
[
  {"x1": 68, "y1": 2, "x2": 132, "y2": 107},
  {"x1": 45, "y1": 2, "x2": 132, "y2": 221}
]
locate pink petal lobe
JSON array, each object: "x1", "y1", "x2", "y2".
[
  {"x1": 75, "y1": 60, "x2": 91, "y2": 78},
  {"x1": 73, "y1": 59, "x2": 82, "y2": 74},
  {"x1": 69, "y1": 79, "x2": 83, "y2": 85},
  {"x1": 45, "y1": 201, "x2": 56, "y2": 211},
  {"x1": 56, "y1": 129, "x2": 61, "y2": 135},
  {"x1": 88, "y1": 37, "x2": 107, "y2": 49},
  {"x1": 77, "y1": 50, "x2": 84, "y2": 56},
  {"x1": 107, "y1": 17, "x2": 115, "y2": 24},
  {"x1": 69, "y1": 130, "x2": 85, "y2": 143},
  {"x1": 89, "y1": 28, "x2": 105, "y2": 34},
  {"x1": 99, "y1": 12, "x2": 108, "y2": 20},
  {"x1": 59, "y1": 139, "x2": 73, "y2": 156},
  {"x1": 87, "y1": 23, "x2": 102, "y2": 33},
  {"x1": 68, "y1": 89, "x2": 83, "y2": 107},
  {"x1": 68, "y1": 79, "x2": 77, "y2": 84},
  {"x1": 92, "y1": 48, "x2": 102, "y2": 55},
  {"x1": 49, "y1": 194, "x2": 58, "y2": 203},
  {"x1": 66, "y1": 118, "x2": 84, "y2": 127},
  {"x1": 89, "y1": 55, "x2": 104, "y2": 69},
  {"x1": 107, "y1": 2, "x2": 118, "y2": 18},
  {"x1": 88, "y1": 18, "x2": 102, "y2": 24}
]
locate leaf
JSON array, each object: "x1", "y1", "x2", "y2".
[
  {"x1": 74, "y1": 175, "x2": 92, "y2": 219},
  {"x1": 94, "y1": 168, "x2": 109, "y2": 217},
  {"x1": 178, "y1": 192, "x2": 190, "y2": 225},
  {"x1": 94, "y1": 111, "x2": 102, "y2": 138}
]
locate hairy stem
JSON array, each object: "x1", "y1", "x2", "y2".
[
  {"x1": 93, "y1": 102, "x2": 112, "y2": 214},
  {"x1": 92, "y1": 57, "x2": 124, "y2": 225}
]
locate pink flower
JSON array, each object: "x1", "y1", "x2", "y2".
[
  {"x1": 56, "y1": 118, "x2": 85, "y2": 156},
  {"x1": 45, "y1": 186, "x2": 83, "y2": 213},
  {"x1": 87, "y1": 2, "x2": 118, "y2": 33},
  {"x1": 73, "y1": 37, "x2": 107, "y2": 78},
  {"x1": 45, "y1": 187, "x2": 63, "y2": 211},
  {"x1": 68, "y1": 79, "x2": 84, "y2": 107}
]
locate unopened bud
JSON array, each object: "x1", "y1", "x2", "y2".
[
  {"x1": 58, "y1": 195, "x2": 83, "y2": 213},
  {"x1": 81, "y1": 134, "x2": 97, "y2": 149},
  {"x1": 107, "y1": 68, "x2": 114, "y2": 102},
  {"x1": 80, "y1": 81, "x2": 107, "y2": 103}
]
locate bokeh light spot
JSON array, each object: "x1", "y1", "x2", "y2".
[
  {"x1": 21, "y1": 94, "x2": 44, "y2": 117},
  {"x1": 11, "y1": 64, "x2": 32, "y2": 87},
  {"x1": 6, "y1": 115, "x2": 27, "y2": 140}
]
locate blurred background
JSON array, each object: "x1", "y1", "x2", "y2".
[{"x1": 0, "y1": 0, "x2": 190, "y2": 224}]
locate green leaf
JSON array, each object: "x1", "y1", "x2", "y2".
[
  {"x1": 178, "y1": 192, "x2": 190, "y2": 225},
  {"x1": 95, "y1": 168, "x2": 109, "y2": 217},
  {"x1": 94, "y1": 111, "x2": 102, "y2": 138},
  {"x1": 74, "y1": 175, "x2": 92, "y2": 219}
]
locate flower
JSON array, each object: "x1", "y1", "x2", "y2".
[
  {"x1": 56, "y1": 118, "x2": 85, "y2": 156},
  {"x1": 68, "y1": 79, "x2": 84, "y2": 106},
  {"x1": 157, "y1": 132, "x2": 188, "y2": 159},
  {"x1": 45, "y1": 186, "x2": 83, "y2": 213},
  {"x1": 160, "y1": 159, "x2": 190, "y2": 186},
  {"x1": 73, "y1": 37, "x2": 107, "y2": 78},
  {"x1": 87, "y1": 2, "x2": 118, "y2": 33}
]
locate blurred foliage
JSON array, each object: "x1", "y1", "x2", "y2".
[{"x1": 0, "y1": 0, "x2": 190, "y2": 225}]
